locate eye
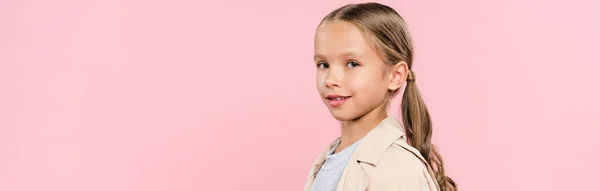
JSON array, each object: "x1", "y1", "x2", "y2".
[
  {"x1": 317, "y1": 62, "x2": 329, "y2": 69},
  {"x1": 347, "y1": 61, "x2": 360, "y2": 68}
]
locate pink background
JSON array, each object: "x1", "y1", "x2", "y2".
[{"x1": 1, "y1": 0, "x2": 599, "y2": 190}]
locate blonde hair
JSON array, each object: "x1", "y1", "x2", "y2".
[{"x1": 318, "y1": 3, "x2": 457, "y2": 191}]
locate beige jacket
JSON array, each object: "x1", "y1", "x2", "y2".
[{"x1": 304, "y1": 117, "x2": 440, "y2": 191}]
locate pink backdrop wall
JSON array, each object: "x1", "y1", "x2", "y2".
[{"x1": 1, "y1": 0, "x2": 599, "y2": 190}]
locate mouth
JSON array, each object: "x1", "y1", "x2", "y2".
[{"x1": 325, "y1": 95, "x2": 351, "y2": 107}]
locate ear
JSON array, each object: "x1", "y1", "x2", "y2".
[{"x1": 388, "y1": 61, "x2": 409, "y2": 91}]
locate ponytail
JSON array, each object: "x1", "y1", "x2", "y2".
[{"x1": 401, "y1": 77, "x2": 457, "y2": 191}]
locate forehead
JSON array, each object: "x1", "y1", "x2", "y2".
[{"x1": 314, "y1": 21, "x2": 375, "y2": 60}]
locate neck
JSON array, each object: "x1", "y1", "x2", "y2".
[{"x1": 338, "y1": 104, "x2": 388, "y2": 148}]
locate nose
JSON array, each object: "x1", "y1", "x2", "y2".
[{"x1": 325, "y1": 69, "x2": 341, "y2": 88}]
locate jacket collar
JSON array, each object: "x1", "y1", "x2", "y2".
[
  {"x1": 306, "y1": 116, "x2": 406, "y2": 190},
  {"x1": 320, "y1": 116, "x2": 405, "y2": 166},
  {"x1": 353, "y1": 116, "x2": 405, "y2": 165}
]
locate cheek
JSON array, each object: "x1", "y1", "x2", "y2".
[
  {"x1": 316, "y1": 72, "x2": 326, "y2": 92},
  {"x1": 349, "y1": 69, "x2": 388, "y2": 97},
  {"x1": 351, "y1": 68, "x2": 386, "y2": 87}
]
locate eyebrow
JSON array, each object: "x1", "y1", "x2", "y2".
[
  {"x1": 313, "y1": 52, "x2": 361, "y2": 61},
  {"x1": 313, "y1": 54, "x2": 324, "y2": 61}
]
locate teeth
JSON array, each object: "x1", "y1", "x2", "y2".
[{"x1": 332, "y1": 97, "x2": 347, "y2": 101}]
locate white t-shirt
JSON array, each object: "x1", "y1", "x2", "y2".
[{"x1": 310, "y1": 139, "x2": 363, "y2": 191}]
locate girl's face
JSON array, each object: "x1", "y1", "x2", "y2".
[{"x1": 314, "y1": 21, "x2": 400, "y2": 121}]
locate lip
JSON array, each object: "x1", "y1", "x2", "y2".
[{"x1": 325, "y1": 94, "x2": 351, "y2": 107}]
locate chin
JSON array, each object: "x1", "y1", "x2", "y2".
[{"x1": 329, "y1": 110, "x2": 357, "y2": 121}]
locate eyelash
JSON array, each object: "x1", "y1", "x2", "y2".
[
  {"x1": 317, "y1": 62, "x2": 329, "y2": 69},
  {"x1": 316, "y1": 61, "x2": 361, "y2": 69},
  {"x1": 347, "y1": 61, "x2": 360, "y2": 68}
]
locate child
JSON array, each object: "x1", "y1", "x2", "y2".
[{"x1": 304, "y1": 3, "x2": 457, "y2": 191}]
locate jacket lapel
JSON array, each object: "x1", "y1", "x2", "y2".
[
  {"x1": 337, "y1": 116, "x2": 405, "y2": 191},
  {"x1": 305, "y1": 116, "x2": 406, "y2": 191},
  {"x1": 335, "y1": 158, "x2": 369, "y2": 191}
]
